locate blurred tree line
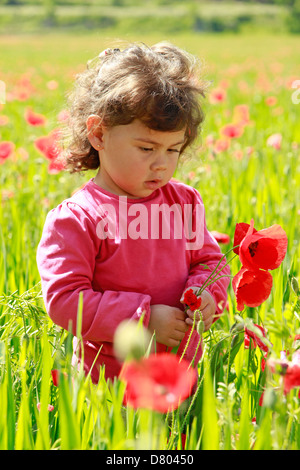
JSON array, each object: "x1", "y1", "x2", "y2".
[
  {"x1": 0, "y1": 0, "x2": 295, "y2": 3},
  {"x1": 0, "y1": 0, "x2": 296, "y2": 5},
  {"x1": 0, "y1": 0, "x2": 299, "y2": 34}
]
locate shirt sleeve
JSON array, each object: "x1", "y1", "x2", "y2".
[
  {"x1": 36, "y1": 202, "x2": 151, "y2": 343},
  {"x1": 184, "y1": 189, "x2": 231, "y2": 318}
]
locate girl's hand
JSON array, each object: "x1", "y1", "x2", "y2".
[
  {"x1": 180, "y1": 287, "x2": 216, "y2": 332},
  {"x1": 148, "y1": 304, "x2": 190, "y2": 348}
]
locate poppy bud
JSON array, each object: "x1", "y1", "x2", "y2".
[
  {"x1": 22, "y1": 333, "x2": 29, "y2": 346},
  {"x1": 197, "y1": 320, "x2": 205, "y2": 336},
  {"x1": 230, "y1": 320, "x2": 244, "y2": 333},
  {"x1": 114, "y1": 320, "x2": 152, "y2": 361},
  {"x1": 230, "y1": 334, "x2": 240, "y2": 349},
  {"x1": 291, "y1": 276, "x2": 299, "y2": 296},
  {"x1": 261, "y1": 388, "x2": 277, "y2": 410}
]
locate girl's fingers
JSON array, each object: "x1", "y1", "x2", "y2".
[
  {"x1": 185, "y1": 309, "x2": 201, "y2": 320},
  {"x1": 185, "y1": 317, "x2": 197, "y2": 327},
  {"x1": 185, "y1": 305, "x2": 214, "y2": 330},
  {"x1": 185, "y1": 309, "x2": 201, "y2": 327}
]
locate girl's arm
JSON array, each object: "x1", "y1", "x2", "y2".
[{"x1": 36, "y1": 202, "x2": 151, "y2": 343}]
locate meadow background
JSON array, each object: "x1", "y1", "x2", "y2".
[{"x1": 0, "y1": 0, "x2": 299, "y2": 451}]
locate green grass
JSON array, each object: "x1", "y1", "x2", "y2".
[{"x1": 0, "y1": 30, "x2": 299, "y2": 450}]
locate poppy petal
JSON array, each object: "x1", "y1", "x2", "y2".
[
  {"x1": 0, "y1": 141, "x2": 15, "y2": 162},
  {"x1": 51, "y1": 369, "x2": 59, "y2": 387},
  {"x1": 48, "y1": 158, "x2": 65, "y2": 174},
  {"x1": 239, "y1": 221, "x2": 288, "y2": 271},
  {"x1": 211, "y1": 230, "x2": 231, "y2": 245},
  {"x1": 25, "y1": 107, "x2": 47, "y2": 126},
  {"x1": 267, "y1": 351, "x2": 300, "y2": 395},
  {"x1": 183, "y1": 289, "x2": 202, "y2": 311},
  {"x1": 232, "y1": 267, "x2": 273, "y2": 311},
  {"x1": 244, "y1": 324, "x2": 269, "y2": 353},
  {"x1": 221, "y1": 123, "x2": 243, "y2": 139},
  {"x1": 233, "y1": 220, "x2": 258, "y2": 254},
  {"x1": 34, "y1": 129, "x2": 63, "y2": 164}
]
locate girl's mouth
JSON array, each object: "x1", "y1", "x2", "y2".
[{"x1": 144, "y1": 179, "x2": 162, "y2": 190}]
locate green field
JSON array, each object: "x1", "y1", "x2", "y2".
[{"x1": 0, "y1": 30, "x2": 299, "y2": 450}]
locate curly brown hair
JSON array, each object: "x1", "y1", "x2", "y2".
[{"x1": 63, "y1": 42, "x2": 208, "y2": 173}]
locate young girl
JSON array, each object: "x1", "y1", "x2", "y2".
[{"x1": 37, "y1": 42, "x2": 230, "y2": 383}]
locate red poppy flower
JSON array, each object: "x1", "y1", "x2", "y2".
[
  {"x1": 221, "y1": 123, "x2": 243, "y2": 139},
  {"x1": 233, "y1": 222, "x2": 257, "y2": 255},
  {"x1": 12, "y1": 76, "x2": 35, "y2": 102},
  {"x1": 34, "y1": 129, "x2": 62, "y2": 160},
  {"x1": 266, "y1": 133, "x2": 282, "y2": 150},
  {"x1": 267, "y1": 351, "x2": 300, "y2": 395},
  {"x1": 0, "y1": 141, "x2": 15, "y2": 163},
  {"x1": 233, "y1": 104, "x2": 250, "y2": 126},
  {"x1": 211, "y1": 230, "x2": 231, "y2": 245},
  {"x1": 51, "y1": 369, "x2": 69, "y2": 386},
  {"x1": 259, "y1": 392, "x2": 264, "y2": 407},
  {"x1": 214, "y1": 138, "x2": 230, "y2": 154},
  {"x1": 265, "y1": 96, "x2": 277, "y2": 107},
  {"x1": 120, "y1": 353, "x2": 197, "y2": 413},
  {"x1": 51, "y1": 369, "x2": 59, "y2": 386},
  {"x1": 183, "y1": 288, "x2": 202, "y2": 311},
  {"x1": 48, "y1": 158, "x2": 65, "y2": 174},
  {"x1": 25, "y1": 107, "x2": 47, "y2": 126},
  {"x1": 284, "y1": 365, "x2": 300, "y2": 394},
  {"x1": 35, "y1": 129, "x2": 65, "y2": 173},
  {"x1": 232, "y1": 267, "x2": 273, "y2": 311},
  {"x1": 244, "y1": 323, "x2": 270, "y2": 353},
  {"x1": 283, "y1": 352, "x2": 300, "y2": 395},
  {"x1": 239, "y1": 219, "x2": 288, "y2": 271},
  {"x1": 209, "y1": 87, "x2": 226, "y2": 104}
]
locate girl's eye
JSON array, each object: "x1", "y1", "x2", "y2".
[{"x1": 139, "y1": 147, "x2": 180, "y2": 154}]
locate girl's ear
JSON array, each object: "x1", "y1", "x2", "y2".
[{"x1": 86, "y1": 114, "x2": 105, "y2": 150}]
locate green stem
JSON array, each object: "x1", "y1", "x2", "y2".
[
  {"x1": 196, "y1": 248, "x2": 238, "y2": 292},
  {"x1": 171, "y1": 247, "x2": 238, "y2": 359},
  {"x1": 172, "y1": 307, "x2": 197, "y2": 360},
  {"x1": 179, "y1": 331, "x2": 236, "y2": 432}
]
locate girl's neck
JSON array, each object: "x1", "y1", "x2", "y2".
[{"x1": 93, "y1": 170, "x2": 140, "y2": 199}]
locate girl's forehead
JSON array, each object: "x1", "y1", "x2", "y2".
[
  {"x1": 128, "y1": 119, "x2": 186, "y2": 143},
  {"x1": 114, "y1": 119, "x2": 186, "y2": 145}
]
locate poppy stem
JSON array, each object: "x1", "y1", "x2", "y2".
[
  {"x1": 178, "y1": 309, "x2": 200, "y2": 363},
  {"x1": 195, "y1": 250, "x2": 238, "y2": 297},
  {"x1": 180, "y1": 328, "x2": 241, "y2": 433},
  {"x1": 171, "y1": 305, "x2": 198, "y2": 358},
  {"x1": 171, "y1": 248, "x2": 237, "y2": 359}
]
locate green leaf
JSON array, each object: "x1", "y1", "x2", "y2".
[
  {"x1": 58, "y1": 373, "x2": 81, "y2": 450},
  {"x1": 202, "y1": 361, "x2": 219, "y2": 450},
  {"x1": 237, "y1": 382, "x2": 251, "y2": 450}
]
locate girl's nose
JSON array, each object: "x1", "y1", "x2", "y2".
[{"x1": 150, "y1": 151, "x2": 167, "y2": 171}]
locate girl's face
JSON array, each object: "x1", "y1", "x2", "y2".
[{"x1": 88, "y1": 118, "x2": 186, "y2": 199}]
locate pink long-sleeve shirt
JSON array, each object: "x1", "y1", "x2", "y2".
[{"x1": 37, "y1": 178, "x2": 230, "y2": 382}]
